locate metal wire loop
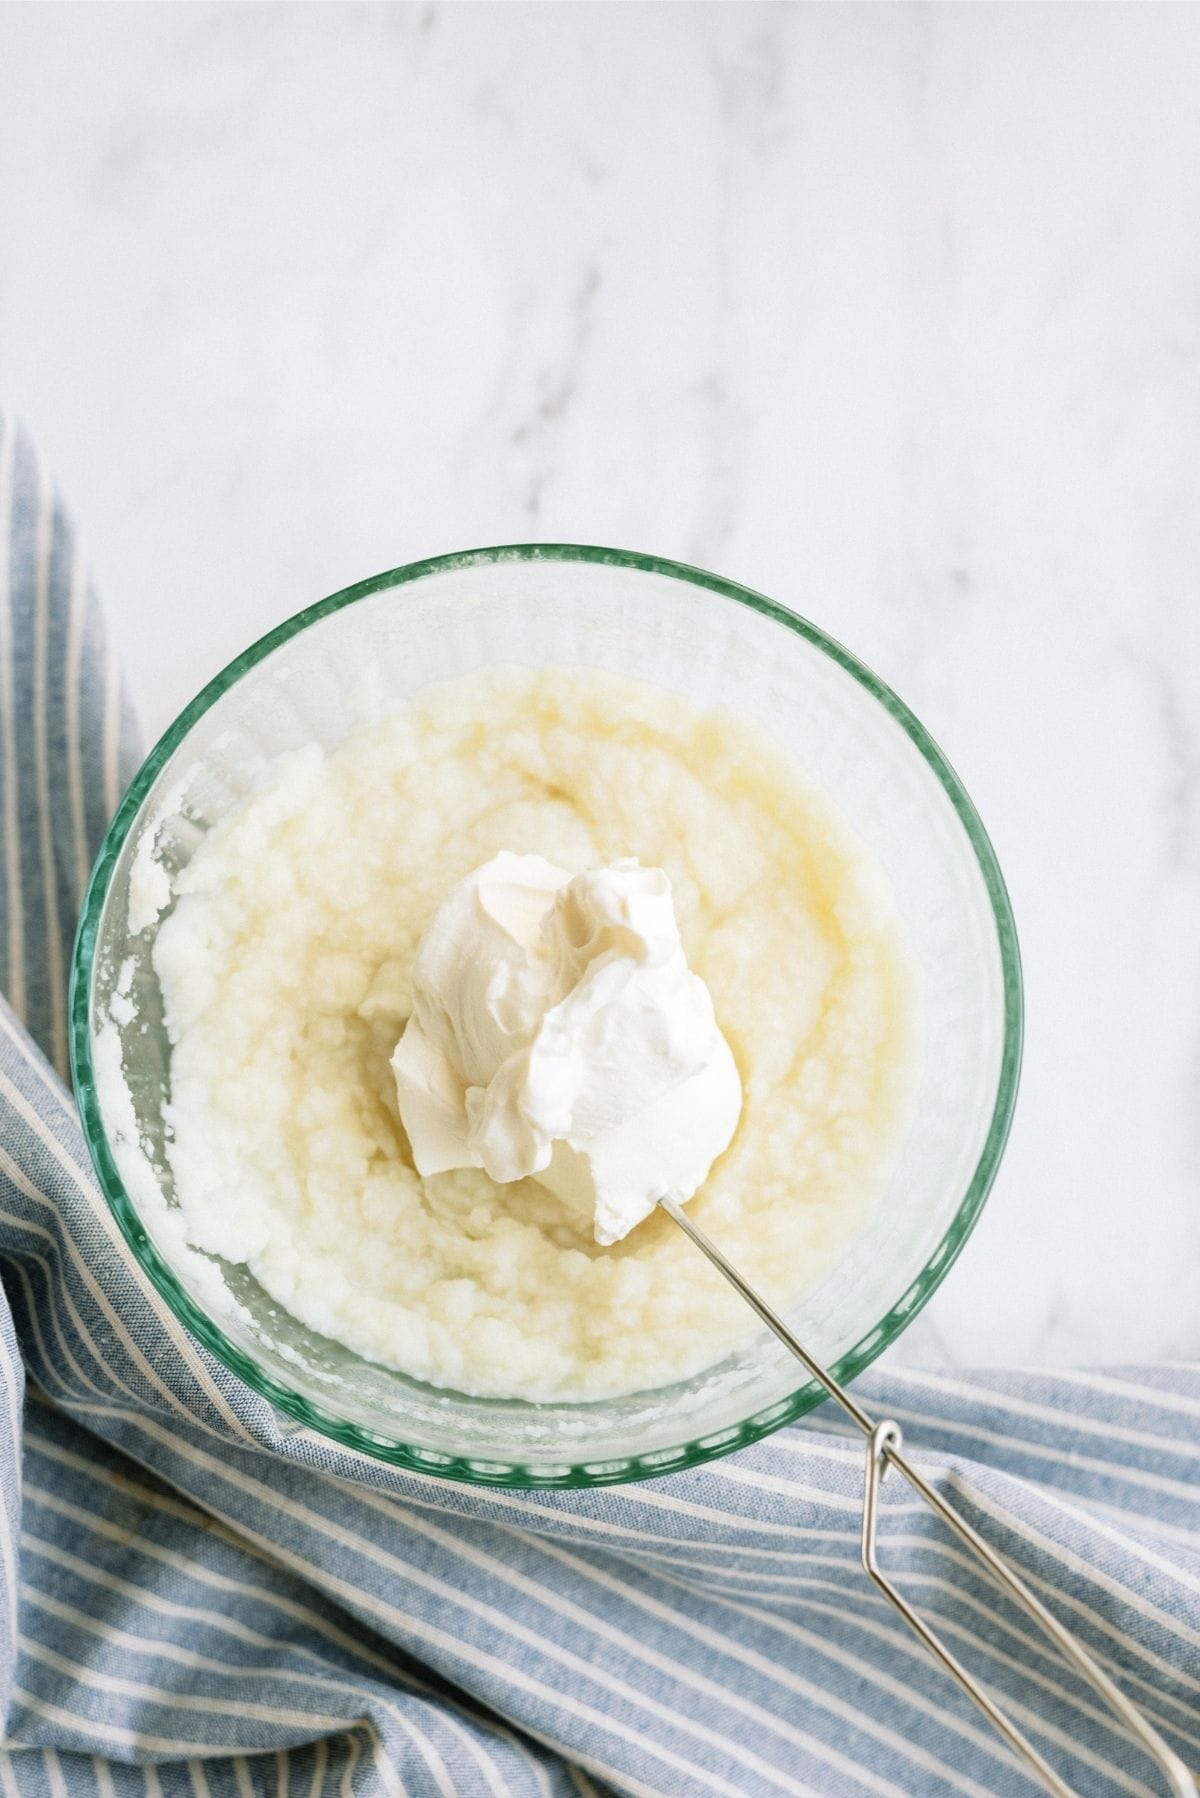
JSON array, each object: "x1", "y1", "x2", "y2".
[{"x1": 658, "y1": 1196, "x2": 1197, "y2": 1798}]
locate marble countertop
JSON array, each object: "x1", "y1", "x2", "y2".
[{"x1": 1, "y1": 3, "x2": 1196, "y2": 1370}]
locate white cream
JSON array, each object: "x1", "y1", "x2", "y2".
[
  {"x1": 152, "y1": 667, "x2": 917, "y2": 1402},
  {"x1": 392, "y1": 852, "x2": 743, "y2": 1244}
]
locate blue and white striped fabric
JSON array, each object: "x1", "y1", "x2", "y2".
[{"x1": 0, "y1": 410, "x2": 1195, "y2": 1798}]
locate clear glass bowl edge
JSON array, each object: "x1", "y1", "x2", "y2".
[{"x1": 68, "y1": 543, "x2": 1024, "y2": 1490}]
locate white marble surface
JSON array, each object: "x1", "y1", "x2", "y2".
[{"x1": 1, "y1": 3, "x2": 1197, "y2": 1370}]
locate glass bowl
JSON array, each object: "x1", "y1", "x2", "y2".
[{"x1": 70, "y1": 545, "x2": 1021, "y2": 1488}]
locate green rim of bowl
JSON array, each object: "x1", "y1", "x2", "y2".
[{"x1": 70, "y1": 544, "x2": 1023, "y2": 1489}]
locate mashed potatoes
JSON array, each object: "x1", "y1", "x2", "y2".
[{"x1": 155, "y1": 667, "x2": 916, "y2": 1401}]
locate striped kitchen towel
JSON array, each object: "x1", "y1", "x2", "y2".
[{"x1": 0, "y1": 410, "x2": 1195, "y2": 1798}]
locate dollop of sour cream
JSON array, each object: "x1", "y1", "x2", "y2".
[{"x1": 391, "y1": 852, "x2": 742, "y2": 1244}]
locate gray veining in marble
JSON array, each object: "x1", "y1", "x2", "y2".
[{"x1": 1, "y1": 1, "x2": 1197, "y2": 1370}]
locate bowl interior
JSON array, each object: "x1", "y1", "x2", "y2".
[{"x1": 73, "y1": 547, "x2": 1020, "y2": 1485}]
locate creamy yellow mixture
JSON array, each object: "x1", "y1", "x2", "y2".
[{"x1": 155, "y1": 668, "x2": 916, "y2": 1401}]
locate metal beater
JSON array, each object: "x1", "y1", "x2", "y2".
[{"x1": 660, "y1": 1196, "x2": 1197, "y2": 1798}]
